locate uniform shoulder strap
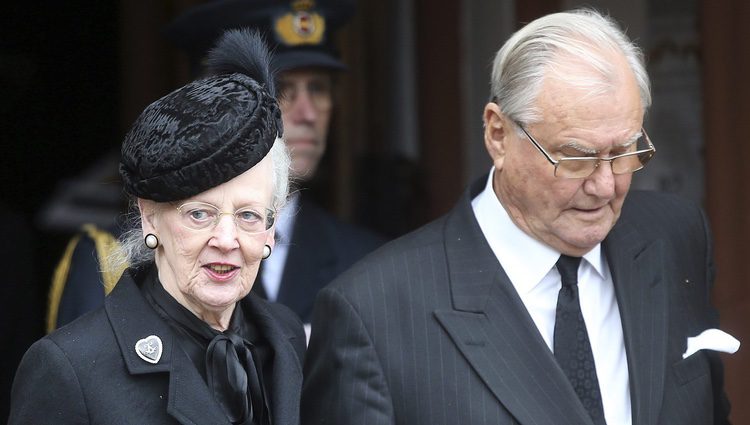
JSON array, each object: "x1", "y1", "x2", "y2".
[{"x1": 46, "y1": 225, "x2": 129, "y2": 333}]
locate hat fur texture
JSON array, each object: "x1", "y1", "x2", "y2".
[{"x1": 120, "y1": 30, "x2": 282, "y2": 202}]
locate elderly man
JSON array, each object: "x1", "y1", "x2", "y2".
[
  {"x1": 48, "y1": 0, "x2": 383, "y2": 331},
  {"x1": 302, "y1": 9, "x2": 734, "y2": 425}
]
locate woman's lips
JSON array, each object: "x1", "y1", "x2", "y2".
[{"x1": 202, "y1": 263, "x2": 240, "y2": 282}]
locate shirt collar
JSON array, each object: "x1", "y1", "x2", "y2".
[
  {"x1": 471, "y1": 168, "x2": 605, "y2": 294},
  {"x1": 275, "y1": 192, "x2": 300, "y2": 243}
]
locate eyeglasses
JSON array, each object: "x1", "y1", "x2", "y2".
[
  {"x1": 277, "y1": 77, "x2": 332, "y2": 111},
  {"x1": 514, "y1": 121, "x2": 656, "y2": 178},
  {"x1": 175, "y1": 202, "x2": 275, "y2": 234}
]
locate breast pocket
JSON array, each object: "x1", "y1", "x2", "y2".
[{"x1": 672, "y1": 350, "x2": 710, "y2": 385}]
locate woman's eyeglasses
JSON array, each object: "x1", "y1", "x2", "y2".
[{"x1": 175, "y1": 202, "x2": 275, "y2": 234}]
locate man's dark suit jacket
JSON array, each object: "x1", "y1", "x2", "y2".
[
  {"x1": 302, "y1": 179, "x2": 731, "y2": 425},
  {"x1": 255, "y1": 195, "x2": 385, "y2": 323},
  {"x1": 10, "y1": 267, "x2": 306, "y2": 425}
]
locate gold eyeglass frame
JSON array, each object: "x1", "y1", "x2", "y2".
[{"x1": 514, "y1": 121, "x2": 656, "y2": 178}]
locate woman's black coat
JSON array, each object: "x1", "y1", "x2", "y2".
[{"x1": 9, "y1": 268, "x2": 306, "y2": 424}]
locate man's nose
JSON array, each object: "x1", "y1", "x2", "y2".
[
  {"x1": 583, "y1": 160, "x2": 616, "y2": 197},
  {"x1": 287, "y1": 89, "x2": 318, "y2": 121}
]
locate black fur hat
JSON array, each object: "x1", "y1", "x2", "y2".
[{"x1": 119, "y1": 30, "x2": 283, "y2": 202}]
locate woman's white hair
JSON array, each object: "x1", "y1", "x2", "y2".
[
  {"x1": 490, "y1": 8, "x2": 651, "y2": 128},
  {"x1": 109, "y1": 138, "x2": 291, "y2": 271}
]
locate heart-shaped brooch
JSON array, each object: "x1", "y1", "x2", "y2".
[{"x1": 135, "y1": 335, "x2": 163, "y2": 364}]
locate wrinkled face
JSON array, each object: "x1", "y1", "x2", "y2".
[
  {"x1": 140, "y1": 155, "x2": 275, "y2": 319},
  {"x1": 277, "y1": 68, "x2": 333, "y2": 181},
  {"x1": 483, "y1": 57, "x2": 643, "y2": 256}
]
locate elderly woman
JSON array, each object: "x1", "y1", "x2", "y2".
[{"x1": 9, "y1": 30, "x2": 304, "y2": 425}]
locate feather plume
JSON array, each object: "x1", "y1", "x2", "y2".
[{"x1": 206, "y1": 29, "x2": 275, "y2": 97}]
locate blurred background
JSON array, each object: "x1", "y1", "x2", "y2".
[{"x1": 2, "y1": 0, "x2": 749, "y2": 422}]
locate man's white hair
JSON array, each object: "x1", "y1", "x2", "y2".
[{"x1": 489, "y1": 9, "x2": 651, "y2": 128}]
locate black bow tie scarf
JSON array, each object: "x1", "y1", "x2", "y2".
[{"x1": 206, "y1": 332, "x2": 267, "y2": 425}]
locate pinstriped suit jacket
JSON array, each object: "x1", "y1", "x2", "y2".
[{"x1": 302, "y1": 178, "x2": 731, "y2": 425}]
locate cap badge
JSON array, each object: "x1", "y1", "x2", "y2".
[
  {"x1": 291, "y1": 0, "x2": 315, "y2": 10},
  {"x1": 135, "y1": 335, "x2": 163, "y2": 364},
  {"x1": 274, "y1": 5, "x2": 325, "y2": 46}
]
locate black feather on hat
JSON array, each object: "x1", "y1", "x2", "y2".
[
  {"x1": 119, "y1": 29, "x2": 283, "y2": 202},
  {"x1": 207, "y1": 29, "x2": 276, "y2": 98}
]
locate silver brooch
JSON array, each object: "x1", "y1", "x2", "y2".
[{"x1": 135, "y1": 335, "x2": 163, "y2": 364}]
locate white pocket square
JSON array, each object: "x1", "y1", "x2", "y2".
[{"x1": 682, "y1": 328, "x2": 740, "y2": 359}]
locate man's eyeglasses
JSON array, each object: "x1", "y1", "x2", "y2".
[
  {"x1": 277, "y1": 78, "x2": 332, "y2": 112},
  {"x1": 175, "y1": 202, "x2": 275, "y2": 234},
  {"x1": 514, "y1": 122, "x2": 656, "y2": 179}
]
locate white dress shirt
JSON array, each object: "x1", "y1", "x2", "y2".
[
  {"x1": 471, "y1": 168, "x2": 632, "y2": 425},
  {"x1": 261, "y1": 193, "x2": 300, "y2": 302}
]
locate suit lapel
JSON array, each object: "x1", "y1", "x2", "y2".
[
  {"x1": 105, "y1": 269, "x2": 230, "y2": 425},
  {"x1": 604, "y1": 216, "x2": 668, "y2": 425},
  {"x1": 434, "y1": 183, "x2": 594, "y2": 425},
  {"x1": 243, "y1": 295, "x2": 303, "y2": 425}
]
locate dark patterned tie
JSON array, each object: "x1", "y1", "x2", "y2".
[{"x1": 554, "y1": 255, "x2": 607, "y2": 425}]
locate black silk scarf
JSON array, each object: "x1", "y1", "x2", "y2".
[{"x1": 142, "y1": 270, "x2": 270, "y2": 425}]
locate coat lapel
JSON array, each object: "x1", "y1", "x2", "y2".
[
  {"x1": 105, "y1": 269, "x2": 230, "y2": 425},
  {"x1": 434, "y1": 183, "x2": 594, "y2": 425},
  {"x1": 604, "y1": 215, "x2": 668, "y2": 425},
  {"x1": 165, "y1": 347, "x2": 231, "y2": 424},
  {"x1": 243, "y1": 295, "x2": 304, "y2": 425}
]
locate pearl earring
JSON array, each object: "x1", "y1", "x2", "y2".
[
  {"x1": 262, "y1": 244, "x2": 271, "y2": 259},
  {"x1": 144, "y1": 233, "x2": 159, "y2": 249}
]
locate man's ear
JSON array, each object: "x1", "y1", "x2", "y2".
[
  {"x1": 483, "y1": 102, "x2": 510, "y2": 170},
  {"x1": 138, "y1": 198, "x2": 159, "y2": 235}
]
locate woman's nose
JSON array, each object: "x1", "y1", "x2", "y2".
[{"x1": 208, "y1": 215, "x2": 240, "y2": 250}]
